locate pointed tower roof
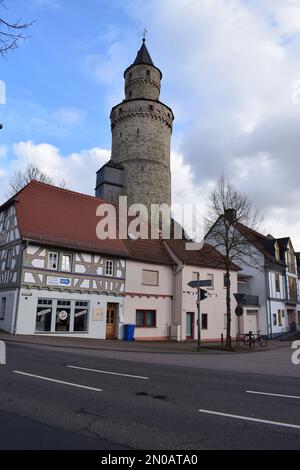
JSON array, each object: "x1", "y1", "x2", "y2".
[
  {"x1": 133, "y1": 39, "x2": 154, "y2": 66},
  {"x1": 124, "y1": 39, "x2": 162, "y2": 78}
]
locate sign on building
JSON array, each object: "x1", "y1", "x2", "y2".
[{"x1": 46, "y1": 276, "x2": 71, "y2": 287}]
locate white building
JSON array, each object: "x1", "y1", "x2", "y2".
[
  {"x1": 205, "y1": 209, "x2": 299, "y2": 338},
  {"x1": 0, "y1": 181, "x2": 240, "y2": 342}
]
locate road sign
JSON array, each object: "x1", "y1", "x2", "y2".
[
  {"x1": 188, "y1": 280, "x2": 212, "y2": 288},
  {"x1": 235, "y1": 305, "x2": 244, "y2": 317},
  {"x1": 233, "y1": 293, "x2": 245, "y2": 305}
]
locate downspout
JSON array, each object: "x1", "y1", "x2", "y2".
[
  {"x1": 12, "y1": 241, "x2": 27, "y2": 335},
  {"x1": 171, "y1": 263, "x2": 185, "y2": 335},
  {"x1": 265, "y1": 266, "x2": 272, "y2": 339}
]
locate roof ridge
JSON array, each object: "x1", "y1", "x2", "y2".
[{"x1": 20, "y1": 180, "x2": 108, "y2": 204}]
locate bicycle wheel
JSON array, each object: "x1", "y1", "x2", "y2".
[
  {"x1": 258, "y1": 337, "x2": 267, "y2": 348},
  {"x1": 244, "y1": 335, "x2": 250, "y2": 345}
]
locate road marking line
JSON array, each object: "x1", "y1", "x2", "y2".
[
  {"x1": 13, "y1": 371, "x2": 103, "y2": 392},
  {"x1": 67, "y1": 365, "x2": 149, "y2": 380},
  {"x1": 198, "y1": 409, "x2": 300, "y2": 430},
  {"x1": 247, "y1": 390, "x2": 300, "y2": 400}
]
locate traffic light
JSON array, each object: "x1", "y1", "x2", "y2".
[{"x1": 200, "y1": 289, "x2": 208, "y2": 301}]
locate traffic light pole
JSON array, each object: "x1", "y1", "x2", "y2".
[{"x1": 197, "y1": 272, "x2": 201, "y2": 352}]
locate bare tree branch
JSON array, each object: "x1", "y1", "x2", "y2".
[
  {"x1": 0, "y1": 1, "x2": 34, "y2": 57},
  {"x1": 205, "y1": 176, "x2": 264, "y2": 347},
  {"x1": 8, "y1": 163, "x2": 68, "y2": 197}
]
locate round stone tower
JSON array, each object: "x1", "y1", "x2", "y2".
[{"x1": 109, "y1": 39, "x2": 174, "y2": 209}]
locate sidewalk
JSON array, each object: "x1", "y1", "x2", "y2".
[{"x1": 0, "y1": 330, "x2": 290, "y2": 355}]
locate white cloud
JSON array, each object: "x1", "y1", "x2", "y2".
[
  {"x1": 120, "y1": 0, "x2": 300, "y2": 248},
  {"x1": 1, "y1": 141, "x2": 110, "y2": 202},
  {"x1": 53, "y1": 107, "x2": 87, "y2": 125},
  {"x1": 0, "y1": 146, "x2": 7, "y2": 159}
]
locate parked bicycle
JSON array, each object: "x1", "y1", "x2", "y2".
[{"x1": 243, "y1": 330, "x2": 268, "y2": 348}]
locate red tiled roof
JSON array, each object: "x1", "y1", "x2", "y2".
[
  {"x1": 165, "y1": 239, "x2": 240, "y2": 270},
  {"x1": 11, "y1": 181, "x2": 130, "y2": 257},
  {"x1": 124, "y1": 238, "x2": 174, "y2": 266}
]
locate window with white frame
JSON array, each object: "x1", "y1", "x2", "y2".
[
  {"x1": 35, "y1": 298, "x2": 90, "y2": 333},
  {"x1": 6, "y1": 249, "x2": 13, "y2": 269},
  {"x1": 105, "y1": 259, "x2": 114, "y2": 277},
  {"x1": 48, "y1": 251, "x2": 59, "y2": 270},
  {"x1": 0, "y1": 298, "x2": 6, "y2": 320},
  {"x1": 61, "y1": 254, "x2": 72, "y2": 272}
]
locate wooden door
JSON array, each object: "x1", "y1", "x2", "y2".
[{"x1": 106, "y1": 303, "x2": 117, "y2": 339}]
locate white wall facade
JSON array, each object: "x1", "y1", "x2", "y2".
[
  {"x1": 0, "y1": 289, "x2": 18, "y2": 334},
  {"x1": 124, "y1": 260, "x2": 173, "y2": 340},
  {"x1": 15, "y1": 289, "x2": 125, "y2": 339},
  {"x1": 179, "y1": 266, "x2": 238, "y2": 341}
]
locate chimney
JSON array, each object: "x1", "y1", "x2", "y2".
[{"x1": 224, "y1": 208, "x2": 237, "y2": 225}]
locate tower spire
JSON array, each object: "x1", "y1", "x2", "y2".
[{"x1": 133, "y1": 38, "x2": 154, "y2": 67}]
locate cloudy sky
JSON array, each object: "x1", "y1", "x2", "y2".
[{"x1": 1, "y1": 0, "x2": 300, "y2": 248}]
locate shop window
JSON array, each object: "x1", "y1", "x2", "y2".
[
  {"x1": 55, "y1": 300, "x2": 71, "y2": 332},
  {"x1": 35, "y1": 299, "x2": 53, "y2": 332},
  {"x1": 74, "y1": 301, "x2": 89, "y2": 332},
  {"x1": 136, "y1": 310, "x2": 156, "y2": 327},
  {"x1": 48, "y1": 251, "x2": 59, "y2": 270}
]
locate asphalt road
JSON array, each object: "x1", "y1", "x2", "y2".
[{"x1": 0, "y1": 342, "x2": 300, "y2": 450}]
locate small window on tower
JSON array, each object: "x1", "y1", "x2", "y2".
[
  {"x1": 119, "y1": 108, "x2": 123, "y2": 114},
  {"x1": 149, "y1": 105, "x2": 153, "y2": 111},
  {"x1": 137, "y1": 129, "x2": 140, "y2": 134},
  {"x1": 129, "y1": 72, "x2": 132, "y2": 79},
  {"x1": 129, "y1": 91, "x2": 132, "y2": 98},
  {"x1": 146, "y1": 70, "x2": 151, "y2": 78}
]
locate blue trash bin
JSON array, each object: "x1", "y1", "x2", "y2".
[{"x1": 124, "y1": 324, "x2": 135, "y2": 341}]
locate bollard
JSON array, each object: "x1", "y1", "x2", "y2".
[{"x1": 0, "y1": 341, "x2": 6, "y2": 365}]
